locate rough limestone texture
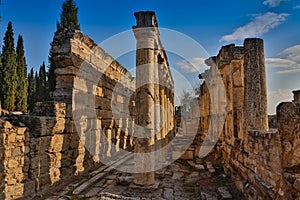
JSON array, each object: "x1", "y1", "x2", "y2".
[
  {"x1": 133, "y1": 11, "x2": 174, "y2": 186},
  {"x1": 243, "y1": 38, "x2": 268, "y2": 131},
  {"x1": 277, "y1": 94, "x2": 300, "y2": 168},
  {"x1": 0, "y1": 30, "x2": 136, "y2": 199},
  {"x1": 0, "y1": 121, "x2": 29, "y2": 200},
  {"x1": 52, "y1": 29, "x2": 138, "y2": 165},
  {"x1": 0, "y1": 14, "x2": 175, "y2": 198},
  {"x1": 184, "y1": 40, "x2": 300, "y2": 199},
  {"x1": 277, "y1": 89, "x2": 300, "y2": 198}
]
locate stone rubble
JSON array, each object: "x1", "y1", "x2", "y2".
[{"x1": 45, "y1": 159, "x2": 240, "y2": 200}]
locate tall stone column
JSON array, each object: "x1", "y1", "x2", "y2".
[
  {"x1": 243, "y1": 38, "x2": 268, "y2": 131},
  {"x1": 132, "y1": 11, "x2": 159, "y2": 186},
  {"x1": 154, "y1": 54, "x2": 161, "y2": 141},
  {"x1": 160, "y1": 85, "x2": 166, "y2": 139}
]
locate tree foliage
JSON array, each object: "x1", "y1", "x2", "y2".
[
  {"x1": 47, "y1": 50, "x2": 56, "y2": 97},
  {"x1": 0, "y1": 22, "x2": 17, "y2": 111},
  {"x1": 59, "y1": 0, "x2": 80, "y2": 30},
  {"x1": 179, "y1": 90, "x2": 194, "y2": 115},
  {"x1": 48, "y1": 0, "x2": 80, "y2": 97},
  {"x1": 36, "y1": 62, "x2": 49, "y2": 102},
  {"x1": 27, "y1": 68, "x2": 36, "y2": 112},
  {"x1": 15, "y1": 35, "x2": 28, "y2": 112}
]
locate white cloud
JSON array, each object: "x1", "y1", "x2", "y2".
[
  {"x1": 267, "y1": 89, "x2": 293, "y2": 114},
  {"x1": 281, "y1": 45, "x2": 300, "y2": 62},
  {"x1": 266, "y1": 45, "x2": 300, "y2": 74},
  {"x1": 278, "y1": 69, "x2": 300, "y2": 74},
  {"x1": 266, "y1": 58, "x2": 300, "y2": 74},
  {"x1": 177, "y1": 57, "x2": 209, "y2": 73},
  {"x1": 263, "y1": 0, "x2": 289, "y2": 7},
  {"x1": 294, "y1": 5, "x2": 300, "y2": 9},
  {"x1": 220, "y1": 12, "x2": 289, "y2": 42},
  {"x1": 266, "y1": 58, "x2": 296, "y2": 68}
]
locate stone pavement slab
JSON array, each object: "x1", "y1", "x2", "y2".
[{"x1": 45, "y1": 160, "x2": 242, "y2": 200}]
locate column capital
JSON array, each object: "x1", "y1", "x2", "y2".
[{"x1": 133, "y1": 27, "x2": 159, "y2": 40}]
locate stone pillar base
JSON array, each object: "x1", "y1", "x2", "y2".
[{"x1": 129, "y1": 181, "x2": 160, "y2": 191}]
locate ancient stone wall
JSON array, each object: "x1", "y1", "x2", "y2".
[
  {"x1": 0, "y1": 30, "x2": 136, "y2": 199},
  {"x1": 278, "y1": 90, "x2": 300, "y2": 169},
  {"x1": 0, "y1": 103, "x2": 75, "y2": 199},
  {"x1": 187, "y1": 39, "x2": 300, "y2": 199},
  {"x1": 0, "y1": 121, "x2": 29, "y2": 199},
  {"x1": 51, "y1": 30, "x2": 136, "y2": 165},
  {"x1": 0, "y1": 21, "x2": 174, "y2": 198},
  {"x1": 276, "y1": 90, "x2": 300, "y2": 198}
]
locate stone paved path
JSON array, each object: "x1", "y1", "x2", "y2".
[{"x1": 45, "y1": 158, "x2": 242, "y2": 200}]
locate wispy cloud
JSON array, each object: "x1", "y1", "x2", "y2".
[
  {"x1": 263, "y1": 0, "x2": 289, "y2": 7},
  {"x1": 268, "y1": 89, "x2": 293, "y2": 114},
  {"x1": 177, "y1": 57, "x2": 209, "y2": 73},
  {"x1": 266, "y1": 58, "x2": 297, "y2": 68},
  {"x1": 281, "y1": 45, "x2": 300, "y2": 62},
  {"x1": 220, "y1": 12, "x2": 289, "y2": 42},
  {"x1": 266, "y1": 45, "x2": 300, "y2": 74},
  {"x1": 294, "y1": 5, "x2": 300, "y2": 9}
]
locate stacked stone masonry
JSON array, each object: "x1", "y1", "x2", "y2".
[
  {"x1": 0, "y1": 11, "x2": 174, "y2": 198},
  {"x1": 185, "y1": 39, "x2": 300, "y2": 199}
]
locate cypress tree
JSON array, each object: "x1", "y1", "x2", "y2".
[
  {"x1": 36, "y1": 62, "x2": 48, "y2": 102},
  {"x1": 0, "y1": 52, "x2": 2, "y2": 106},
  {"x1": 59, "y1": 0, "x2": 80, "y2": 30},
  {"x1": 15, "y1": 35, "x2": 28, "y2": 112},
  {"x1": 27, "y1": 68, "x2": 36, "y2": 112},
  {"x1": 34, "y1": 71, "x2": 39, "y2": 103},
  {"x1": 47, "y1": 51, "x2": 56, "y2": 97},
  {"x1": 0, "y1": 22, "x2": 17, "y2": 111},
  {"x1": 48, "y1": 0, "x2": 80, "y2": 97}
]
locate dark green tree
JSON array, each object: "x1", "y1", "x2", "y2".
[
  {"x1": 47, "y1": 50, "x2": 56, "y2": 97},
  {"x1": 15, "y1": 35, "x2": 28, "y2": 112},
  {"x1": 27, "y1": 68, "x2": 36, "y2": 112},
  {"x1": 59, "y1": 0, "x2": 80, "y2": 30},
  {"x1": 48, "y1": 0, "x2": 80, "y2": 97},
  {"x1": 0, "y1": 22, "x2": 17, "y2": 111},
  {"x1": 34, "y1": 71, "x2": 39, "y2": 103},
  {"x1": 36, "y1": 62, "x2": 49, "y2": 102}
]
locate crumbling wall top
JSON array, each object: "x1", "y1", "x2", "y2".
[
  {"x1": 217, "y1": 44, "x2": 244, "y2": 68},
  {"x1": 204, "y1": 43, "x2": 244, "y2": 69},
  {"x1": 293, "y1": 90, "x2": 300, "y2": 103},
  {"x1": 52, "y1": 29, "x2": 133, "y2": 79}
]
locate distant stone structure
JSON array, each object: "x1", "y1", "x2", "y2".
[{"x1": 183, "y1": 40, "x2": 300, "y2": 199}]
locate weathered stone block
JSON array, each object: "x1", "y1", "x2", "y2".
[{"x1": 180, "y1": 150, "x2": 194, "y2": 160}]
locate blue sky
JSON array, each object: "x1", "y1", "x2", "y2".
[{"x1": 1, "y1": 0, "x2": 300, "y2": 114}]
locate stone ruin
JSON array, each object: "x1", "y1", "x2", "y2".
[
  {"x1": 0, "y1": 11, "x2": 174, "y2": 199},
  {"x1": 0, "y1": 11, "x2": 300, "y2": 200},
  {"x1": 182, "y1": 39, "x2": 300, "y2": 199}
]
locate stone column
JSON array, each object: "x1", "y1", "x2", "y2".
[
  {"x1": 132, "y1": 11, "x2": 159, "y2": 186},
  {"x1": 160, "y1": 85, "x2": 166, "y2": 139},
  {"x1": 154, "y1": 54, "x2": 161, "y2": 141},
  {"x1": 243, "y1": 38, "x2": 268, "y2": 131}
]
